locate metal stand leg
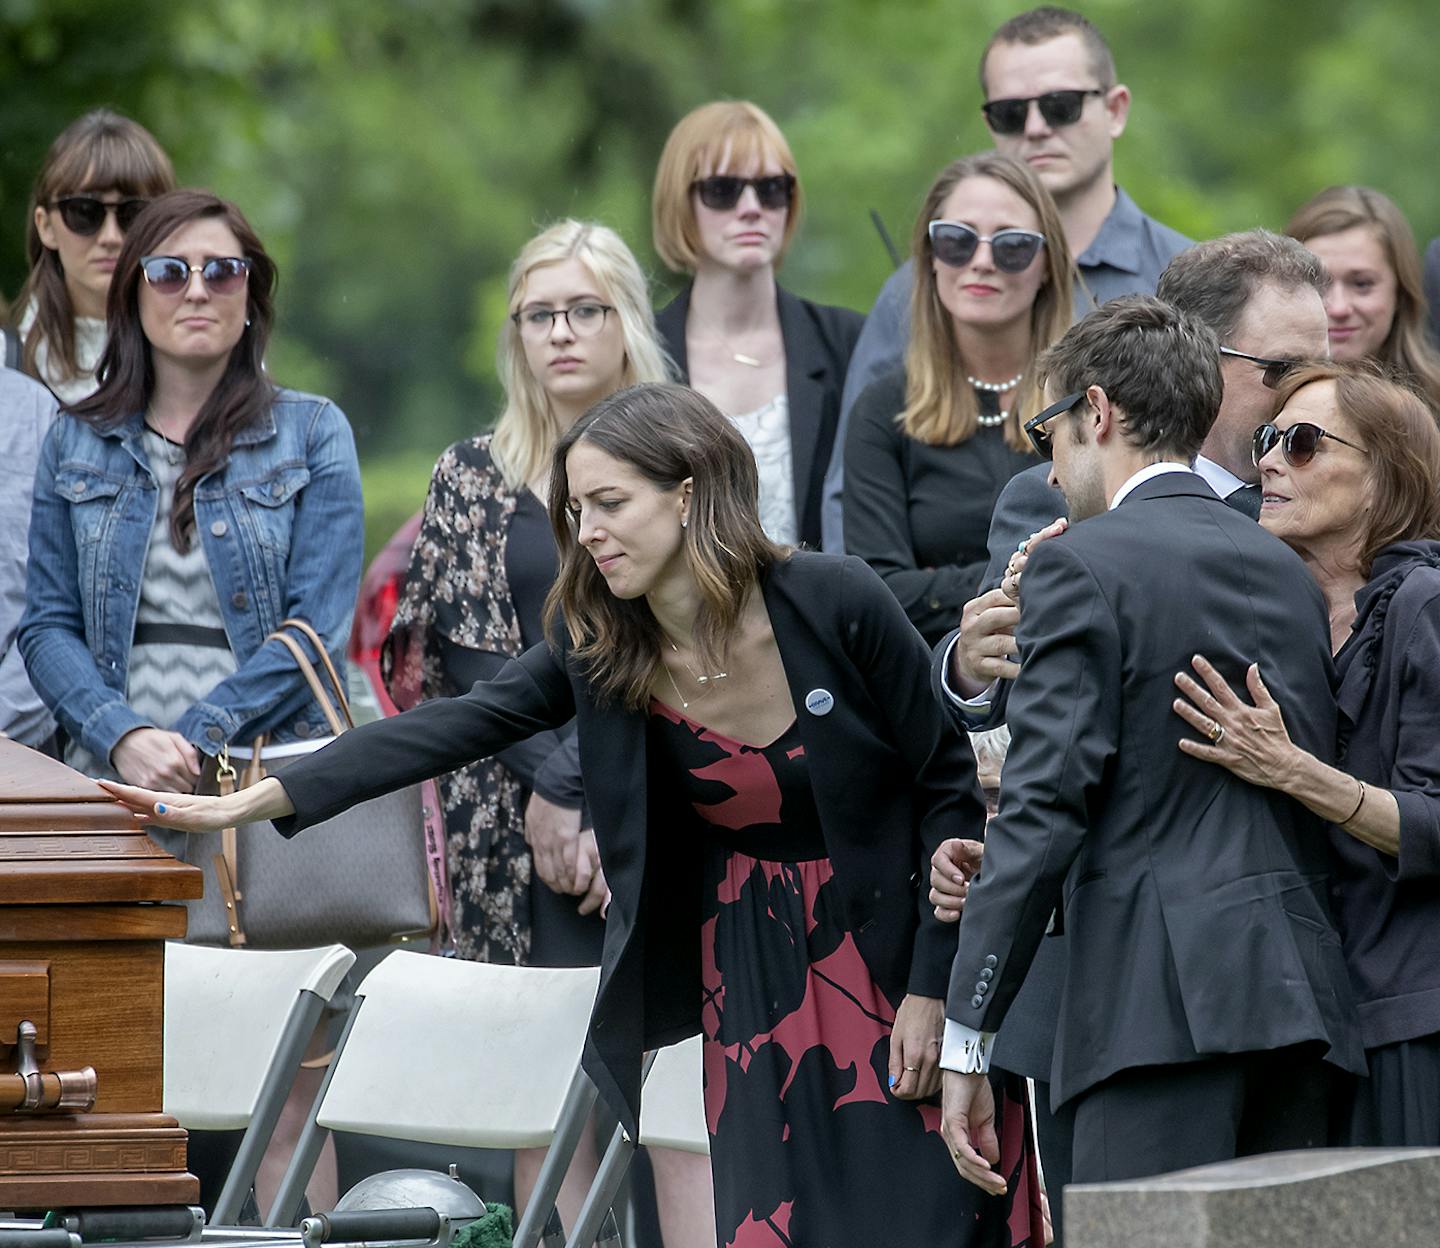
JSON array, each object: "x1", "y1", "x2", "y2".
[{"x1": 513, "y1": 1067, "x2": 600, "y2": 1248}]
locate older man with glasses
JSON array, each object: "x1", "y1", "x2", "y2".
[{"x1": 822, "y1": 4, "x2": 1190, "y2": 552}]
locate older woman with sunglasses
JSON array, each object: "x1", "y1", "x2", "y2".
[
  {"x1": 20, "y1": 188, "x2": 363, "y2": 820},
  {"x1": 651, "y1": 101, "x2": 863, "y2": 550},
  {"x1": 11, "y1": 110, "x2": 175, "y2": 402},
  {"x1": 1173, "y1": 361, "x2": 1440, "y2": 1148},
  {"x1": 842, "y1": 153, "x2": 1072, "y2": 644}
]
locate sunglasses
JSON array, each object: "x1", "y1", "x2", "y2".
[
  {"x1": 1025, "y1": 391, "x2": 1086, "y2": 459},
  {"x1": 140, "y1": 255, "x2": 252, "y2": 297},
  {"x1": 691, "y1": 174, "x2": 795, "y2": 212},
  {"x1": 928, "y1": 220, "x2": 1046, "y2": 273},
  {"x1": 981, "y1": 88, "x2": 1107, "y2": 136},
  {"x1": 53, "y1": 194, "x2": 149, "y2": 237},
  {"x1": 1220, "y1": 347, "x2": 1301, "y2": 390},
  {"x1": 1252, "y1": 421, "x2": 1367, "y2": 469}
]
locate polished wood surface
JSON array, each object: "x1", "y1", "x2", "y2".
[{"x1": 0, "y1": 740, "x2": 199, "y2": 1207}]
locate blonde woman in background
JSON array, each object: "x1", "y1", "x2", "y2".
[
  {"x1": 1286, "y1": 185, "x2": 1440, "y2": 412},
  {"x1": 842, "y1": 153, "x2": 1073, "y2": 644},
  {"x1": 13, "y1": 109, "x2": 175, "y2": 402},
  {"x1": 382, "y1": 219, "x2": 712, "y2": 1243}
]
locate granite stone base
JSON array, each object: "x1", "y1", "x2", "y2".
[{"x1": 1065, "y1": 1147, "x2": 1440, "y2": 1247}]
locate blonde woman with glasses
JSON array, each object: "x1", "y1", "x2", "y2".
[{"x1": 381, "y1": 220, "x2": 710, "y2": 1242}]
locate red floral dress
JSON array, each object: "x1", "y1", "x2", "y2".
[{"x1": 650, "y1": 701, "x2": 1044, "y2": 1248}]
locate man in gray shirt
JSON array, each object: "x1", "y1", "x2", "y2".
[
  {"x1": 822, "y1": 5, "x2": 1191, "y2": 551},
  {"x1": 1, "y1": 367, "x2": 60, "y2": 746}
]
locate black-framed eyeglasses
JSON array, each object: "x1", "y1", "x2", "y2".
[
  {"x1": 511, "y1": 302, "x2": 615, "y2": 341},
  {"x1": 1025, "y1": 391, "x2": 1087, "y2": 459},
  {"x1": 981, "y1": 89, "x2": 1107, "y2": 136},
  {"x1": 1219, "y1": 346, "x2": 1300, "y2": 390},
  {"x1": 54, "y1": 194, "x2": 149, "y2": 237},
  {"x1": 691, "y1": 174, "x2": 795, "y2": 212},
  {"x1": 140, "y1": 255, "x2": 251, "y2": 296},
  {"x1": 1252, "y1": 421, "x2": 1367, "y2": 469},
  {"x1": 928, "y1": 220, "x2": 1046, "y2": 272}
]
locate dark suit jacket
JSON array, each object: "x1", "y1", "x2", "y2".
[
  {"x1": 274, "y1": 552, "x2": 983, "y2": 1135},
  {"x1": 945, "y1": 472, "x2": 1365, "y2": 1109},
  {"x1": 656, "y1": 285, "x2": 863, "y2": 550}
]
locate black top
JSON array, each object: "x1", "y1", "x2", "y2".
[
  {"x1": 946, "y1": 472, "x2": 1364, "y2": 1109},
  {"x1": 656, "y1": 284, "x2": 864, "y2": 550},
  {"x1": 507, "y1": 488, "x2": 557, "y2": 650},
  {"x1": 1330, "y1": 540, "x2": 1440, "y2": 1050},
  {"x1": 842, "y1": 369, "x2": 1037, "y2": 644},
  {"x1": 271, "y1": 551, "x2": 984, "y2": 1137}
]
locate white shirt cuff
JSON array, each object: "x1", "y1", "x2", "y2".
[
  {"x1": 940, "y1": 635, "x2": 998, "y2": 711},
  {"x1": 940, "y1": 1019, "x2": 995, "y2": 1073}
]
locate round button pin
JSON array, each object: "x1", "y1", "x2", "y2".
[{"x1": 804, "y1": 688, "x2": 834, "y2": 716}]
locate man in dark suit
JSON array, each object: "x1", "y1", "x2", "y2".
[
  {"x1": 938, "y1": 297, "x2": 1363, "y2": 1197},
  {"x1": 930, "y1": 230, "x2": 1334, "y2": 1242}
]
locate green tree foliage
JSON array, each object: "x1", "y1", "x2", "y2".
[{"x1": 4, "y1": 0, "x2": 1436, "y2": 554}]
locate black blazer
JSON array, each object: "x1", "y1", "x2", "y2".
[
  {"x1": 945, "y1": 472, "x2": 1365, "y2": 1108},
  {"x1": 274, "y1": 552, "x2": 982, "y2": 1134},
  {"x1": 656, "y1": 285, "x2": 863, "y2": 550}
]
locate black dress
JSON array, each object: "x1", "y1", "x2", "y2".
[
  {"x1": 842, "y1": 369, "x2": 1036, "y2": 644},
  {"x1": 649, "y1": 700, "x2": 1044, "y2": 1247}
]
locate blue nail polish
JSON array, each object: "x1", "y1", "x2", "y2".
[
  {"x1": 155, "y1": 802, "x2": 167, "y2": 814},
  {"x1": 888, "y1": 1074, "x2": 897, "y2": 1088}
]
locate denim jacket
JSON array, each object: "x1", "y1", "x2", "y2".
[{"x1": 19, "y1": 388, "x2": 364, "y2": 763}]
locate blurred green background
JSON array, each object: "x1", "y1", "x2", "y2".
[{"x1": 4, "y1": 0, "x2": 1437, "y2": 559}]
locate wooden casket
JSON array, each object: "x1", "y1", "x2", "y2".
[{"x1": 0, "y1": 739, "x2": 201, "y2": 1208}]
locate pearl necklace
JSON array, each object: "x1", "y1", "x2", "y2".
[
  {"x1": 976, "y1": 409, "x2": 1008, "y2": 428},
  {"x1": 966, "y1": 372, "x2": 1025, "y2": 393}
]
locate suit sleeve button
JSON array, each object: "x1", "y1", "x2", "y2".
[
  {"x1": 970, "y1": 995, "x2": 984, "y2": 1008},
  {"x1": 975, "y1": 981, "x2": 989, "y2": 994},
  {"x1": 980, "y1": 968, "x2": 993, "y2": 981},
  {"x1": 985, "y1": 954, "x2": 998, "y2": 968}
]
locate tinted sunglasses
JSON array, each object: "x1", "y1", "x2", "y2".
[
  {"x1": 1025, "y1": 391, "x2": 1086, "y2": 459},
  {"x1": 982, "y1": 89, "x2": 1106, "y2": 135},
  {"x1": 928, "y1": 220, "x2": 1046, "y2": 272},
  {"x1": 1220, "y1": 346, "x2": 1300, "y2": 390},
  {"x1": 53, "y1": 194, "x2": 149, "y2": 236},
  {"x1": 691, "y1": 174, "x2": 795, "y2": 211},
  {"x1": 140, "y1": 255, "x2": 252, "y2": 296},
  {"x1": 1252, "y1": 421, "x2": 1367, "y2": 468}
]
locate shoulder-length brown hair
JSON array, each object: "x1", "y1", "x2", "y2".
[
  {"x1": 15, "y1": 109, "x2": 175, "y2": 384},
  {"x1": 902, "y1": 152, "x2": 1073, "y2": 453},
  {"x1": 68, "y1": 189, "x2": 278, "y2": 552},
  {"x1": 1271, "y1": 361, "x2": 1440, "y2": 576},
  {"x1": 544, "y1": 383, "x2": 787, "y2": 709},
  {"x1": 1285, "y1": 186, "x2": 1440, "y2": 413}
]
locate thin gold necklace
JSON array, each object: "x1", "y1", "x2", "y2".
[{"x1": 662, "y1": 640, "x2": 728, "y2": 711}]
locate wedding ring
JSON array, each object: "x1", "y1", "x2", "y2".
[
  {"x1": 904, "y1": 1065, "x2": 919, "y2": 1072},
  {"x1": 1208, "y1": 721, "x2": 1225, "y2": 745}
]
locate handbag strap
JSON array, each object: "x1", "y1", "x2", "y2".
[
  {"x1": 214, "y1": 745, "x2": 248, "y2": 947},
  {"x1": 276, "y1": 617, "x2": 356, "y2": 729},
  {"x1": 268, "y1": 630, "x2": 350, "y2": 736}
]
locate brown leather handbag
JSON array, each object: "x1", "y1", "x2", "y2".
[{"x1": 183, "y1": 618, "x2": 441, "y2": 950}]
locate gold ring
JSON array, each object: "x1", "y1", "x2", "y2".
[
  {"x1": 1208, "y1": 720, "x2": 1225, "y2": 744},
  {"x1": 904, "y1": 1065, "x2": 919, "y2": 1071}
]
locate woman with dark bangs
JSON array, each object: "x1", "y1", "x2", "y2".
[
  {"x1": 12, "y1": 109, "x2": 175, "y2": 402},
  {"x1": 102, "y1": 383, "x2": 1044, "y2": 1248}
]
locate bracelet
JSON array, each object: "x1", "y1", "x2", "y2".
[{"x1": 1340, "y1": 779, "x2": 1366, "y2": 826}]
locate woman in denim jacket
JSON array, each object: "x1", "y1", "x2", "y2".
[{"x1": 20, "y1": 189, "x2": 363, "y2": 793}]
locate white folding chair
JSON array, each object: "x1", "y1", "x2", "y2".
[
  {"x1": 164, "y1": 941, "x2": 357, "y2": 1224},
  {"x1": 266, "y1": 950, "x2": 601, "y2": 1248},
  {"x1": 565, "y1": 1035, "x2": 708, "y2": 1248}
]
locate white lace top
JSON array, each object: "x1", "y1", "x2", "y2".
[{"x1": 729, "y1": 394, "x2": 797, "y2": 547}]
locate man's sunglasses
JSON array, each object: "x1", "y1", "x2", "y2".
[
  {"x1": 691, "y1": 174, "x2": 795, "y2": 212},
  {"x1": 928, "y1": 221, "x2": 1046, "y2": 272},
  {"x1": 1252, "y1": 421, "x2": 1367, "y2": 469},
  {"x1": 981, "y1": 89, "x2": 1107, "y2": 136},
  {"x1": 140, "y1": 255, "x2": 252, "y2": 297},
  {"x1": 1220, "y1": 346, "x2": 1301, "y2": 390},
  {"x1": 53, "y1": 194, "x2": 149, "y2": 237},
  {"x1": 1024, "y1": 391, "x2": 1086, "y2": 459}
]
